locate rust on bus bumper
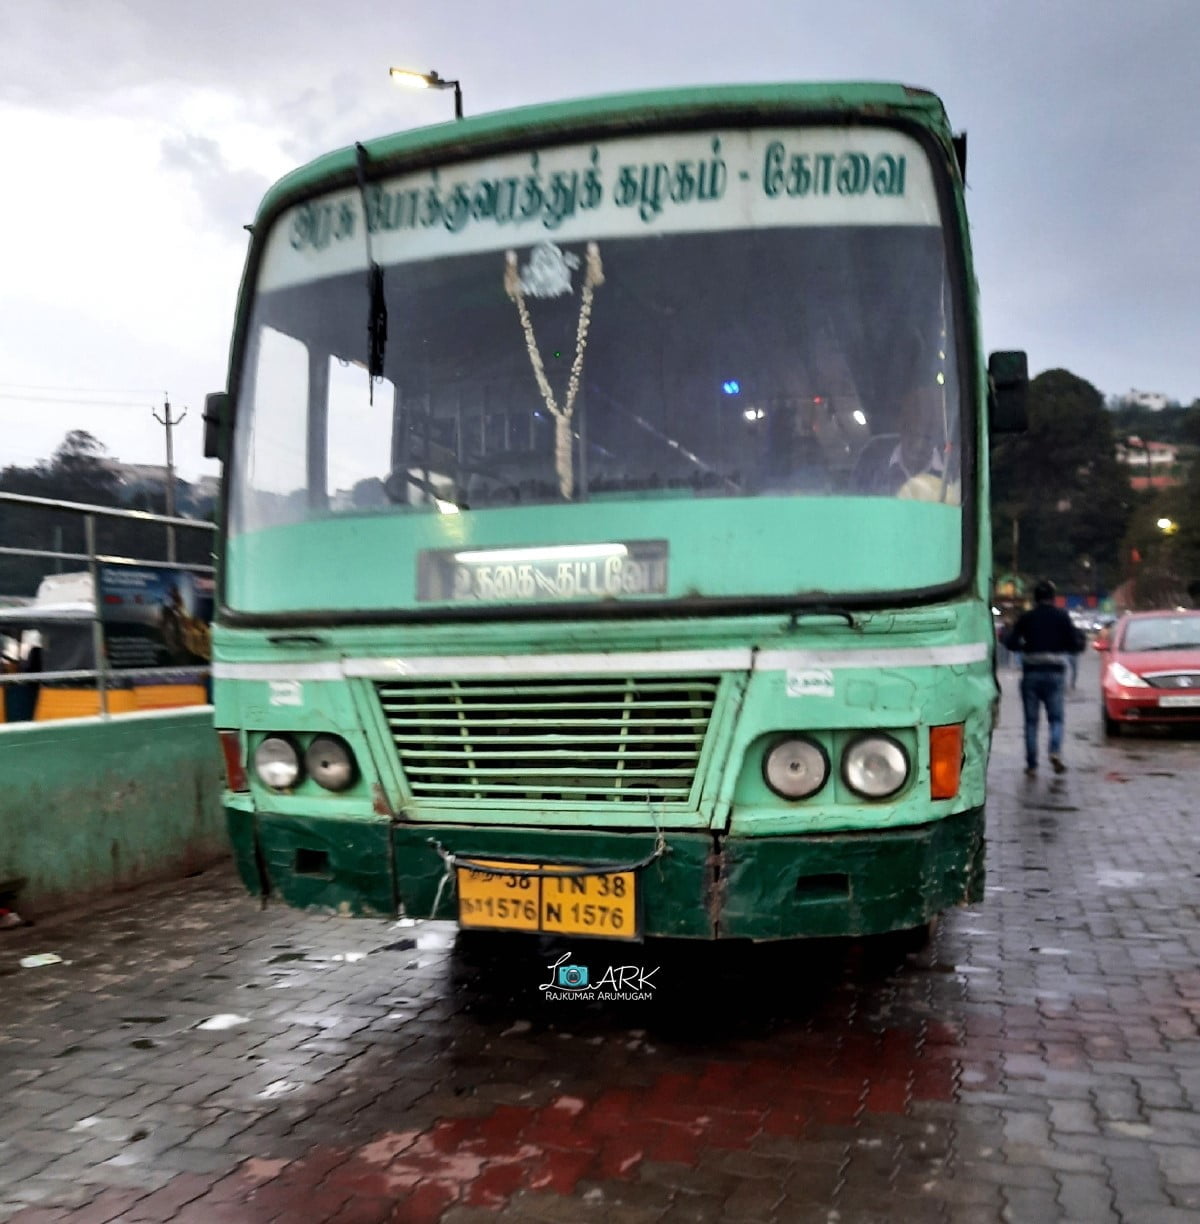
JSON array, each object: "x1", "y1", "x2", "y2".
[{"x1": 227, "y1": 806, "x2": 985, "y2": 939}]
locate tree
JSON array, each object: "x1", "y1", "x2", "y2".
[
  {"x1": 47, "y1": 431, "x2": 121, "y2": 504},
  {"x1": 0, "y1": 432, "x2": 122, "y2": 595},
  {"x1": 1108, "y1": 402, "x2": 1195, "y2": 446},
  {"x1": 1121, "y1": 441, "x2": 1200, "y2": 608},
  {"x1": 991, "y1": 369, "x2": 1132, "y2": 593},
  {"x1": 1180, "y1": 399, "x2": 1200, "y2": 449},
  {"x1": 0, "y1": 432, "x2": 209, "y2": 595}
]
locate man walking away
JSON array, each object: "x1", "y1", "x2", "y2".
[{"x1": 1004, "y1": 580, "x2": 1085, "y2": 775}]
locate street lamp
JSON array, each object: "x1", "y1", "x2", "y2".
[
  {"x1": 388, "y1": 67, "x2": 463, "y2": 119},
  {"x1": 1157, "y1": 517, "x2": 1179, "y2": 535}
]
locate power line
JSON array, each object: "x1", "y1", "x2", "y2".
[
  {"x1": 0, "y1": 393, "x2": 158, "y2": 408},
  {"x1": 0, "y1": 382, "x2": 166, "y2": 395}
]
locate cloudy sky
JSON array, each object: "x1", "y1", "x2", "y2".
[{"x1": 1, "y1": 0, "x2": 1196, "y2": 480}]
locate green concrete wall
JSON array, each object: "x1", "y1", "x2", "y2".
[{"x1": 0, "y1": 708, "x2": 228, "y2": 917}]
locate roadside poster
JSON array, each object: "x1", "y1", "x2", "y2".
[{"x1": 96, "y1": 566, "x2": 213, "y2": 670}]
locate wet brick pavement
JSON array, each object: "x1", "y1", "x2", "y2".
[{"x1": 3, "y1": 652, "x2": 1200, "y2": 1223}]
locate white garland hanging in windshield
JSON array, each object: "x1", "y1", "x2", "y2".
[{"x1": 504, "y1": 241, "x2": 604, "y2": 500}]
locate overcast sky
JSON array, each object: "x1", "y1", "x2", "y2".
[{"x1": 1, "y1": 0, "x2": 1196, "y2": 480}]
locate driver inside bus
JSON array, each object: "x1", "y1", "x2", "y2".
[
  {"x1": 852, "y1": 383, "x2": 959, "y2": 504},
  {"x1": 754, "y1": 400, "x2": 831, "y2": 495}
]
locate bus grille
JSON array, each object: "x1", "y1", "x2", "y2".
[{"x1": 375, "y1": 676, "x2": 720, "y2": 804}]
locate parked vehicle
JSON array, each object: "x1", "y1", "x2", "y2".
[
  {"x1": 0, "y1": 570, "x2": 210, "y2": 722},
  {"x1": 205, "y1": 82, "x2": 1028, "y2": 940},
  {"x1": 1069, "y1": 609, "x2": 1096, "y2": 635},
  {"x1": 1095, "y1": 610, "x2": 1200, "y2": 735}
]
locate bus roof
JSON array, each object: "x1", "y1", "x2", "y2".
[{"x1": 254, "y1": 81, "x2": 952, "y2": 225}]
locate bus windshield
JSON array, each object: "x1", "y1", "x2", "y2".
[{"x1": 228, "y1": 125, "x2": 967, "y2": 614}]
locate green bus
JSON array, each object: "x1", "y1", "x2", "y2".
[{"x1": 207, "y1": 82, "x2": 1027, "y2": 943}]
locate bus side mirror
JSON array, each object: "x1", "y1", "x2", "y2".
[
  {"x1": 952, "y1": 131, "x2": 967, "y2": 180},
  {"x1": 203, "y1": 391, "x2": 230, "y2": 461},
  {"x1": 988, "y1": 351, "x2": 1028, "y2": 433}
]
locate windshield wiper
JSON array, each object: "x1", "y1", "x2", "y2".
[
  {"x1": 586, "y1": 386, "x2": 742, "y2": 494},
  {"x1": 354, "y1": 143, "x2": 388, "y2": 403},
  {"x1": 383, "y1": 470, "x2": 468, "y2": 511}
]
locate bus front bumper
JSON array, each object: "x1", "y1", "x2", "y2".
[{"x1": 227, "y1": 806, "x2": 985, "y2": 940}]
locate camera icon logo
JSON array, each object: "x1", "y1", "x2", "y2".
[{"x1": 557, "y1": 964, "x2": 589, "y2": 989}]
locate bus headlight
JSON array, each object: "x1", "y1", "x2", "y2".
[
  {"x1": 763, "y1": 737, "x2": 829, "y2": 799},
  {"x1": 305, "y1": 735, "x2": 356, "y2": 792},
  {"x1": 841, "y1": 734, "x2": 909, "y2": 799},
  {"x1": 254, "y1": 736, "x2": 302, "y2": 790}
]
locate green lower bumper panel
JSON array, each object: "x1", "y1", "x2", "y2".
[
  {"x1": 718, "y1": 806, "x2": 985, "y2": 939},
  {"x1": 227, "y1": 809, "x2": 395, "y2": 918},
  {"x1": 230, "y1": 806, "x2": 985, "y2": 939}
]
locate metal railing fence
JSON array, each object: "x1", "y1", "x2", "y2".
[{"x1": 0, "y1": 491, "x2": 216, "y2": 718}]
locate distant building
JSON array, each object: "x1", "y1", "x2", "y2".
[
  {"x1": 98, "y1": 460, "x2": 217, "y2": 516},
  {"x1": 1115, "y1": 436, "x2": 1182, "y2": 490},
  {"x1": 1120, "y1": 389, "x2": 1172, "y2": 411},
  {"x1": 99, "y1": 459, "x2": 170, "y2": 494},
  {"x1": 192, "y1": 475, "x2": 221, "y2": 503}
]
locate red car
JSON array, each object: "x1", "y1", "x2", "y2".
[{"x1": 1096, "y1": 610, "x2": 1200, "y2": 735}]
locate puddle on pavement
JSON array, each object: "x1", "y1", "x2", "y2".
[
  {"x1": 373, "y1": 938, "x2": 417, "y2": 953},
  {"x1": 195, "y1": 1013, "x2": 249, "y2": 1031},
  {"x1": 1096, "y1": 869, "x2": 1147, "y2": 888},
  {"x1": 258, "y1": 1080, "x2": 302, "y2": 1100},
  {"x1": 120, "y1": 1016, "x2": 168, "y2": 1025},
  {"x1": 268, "y1": 952, "x2": 309, "y2": 964},
  {"x1": 129, "y1": 1038, "x2": 158, "y2": 1050}
]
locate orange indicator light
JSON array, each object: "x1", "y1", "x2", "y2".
[{"x1": 929, "y1": 724, "x2": 964, "y2": 800}]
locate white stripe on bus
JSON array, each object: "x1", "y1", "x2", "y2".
[
  {"x1": 214, "y1": 642, "x2": 988, "y2": 682},
  {"x1": 212, "y1": 662, "x2": 343, "y2": 681},
  {"x1": 755, "y1": 643, "x2": 989, "y2": 670},
  {"x1": 342, "y1": 649, "x2": 753, "y2": 678}
]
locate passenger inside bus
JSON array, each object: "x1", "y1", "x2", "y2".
[{"x1": 852, "y1": 382, "x2": 959, "y2": 503}]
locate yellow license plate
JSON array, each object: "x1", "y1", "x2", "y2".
[{"x1": 456, "y1": 860, "x2": 639, "y2": 940}]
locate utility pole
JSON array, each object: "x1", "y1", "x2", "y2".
[
  {"x1": 152, "y1": 394, "x2": 186, "y2": 561},
  {"x1": 1012, "y1": 516, "x2": 1020, "y2": 590}
]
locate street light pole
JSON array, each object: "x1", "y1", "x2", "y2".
[{"x1": 388, "y1": 67, "x2": 464, "y2": 120}]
